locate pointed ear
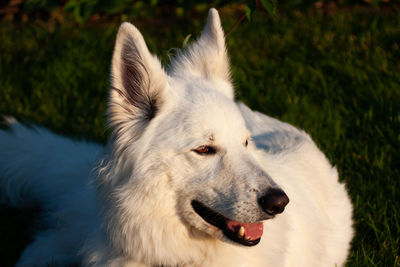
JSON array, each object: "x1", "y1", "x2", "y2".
[
  {"x1": 109, "y1": 22, "x2": 167, "y2": 139},
  {"x1": 201, "y1": 8, "x2": 226, "y2": 55},
  {"x1": 171, "y1": 8, "x2": 233, "y2": 99}
]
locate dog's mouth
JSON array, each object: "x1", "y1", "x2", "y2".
[{"x1": 191, "y1": 200, "x2": 263, "y2": 246}]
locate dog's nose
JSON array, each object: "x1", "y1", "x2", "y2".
[{"x1": 258, "y1": 188, "x2": 289, "y2": 215}]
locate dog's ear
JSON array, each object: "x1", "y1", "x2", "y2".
[
  {"x1": 109, "y1": 22, "x2": 167, "y2": 139},
  {"x1": 170, "y1": 8, "x2": 233, "y2": 99}
]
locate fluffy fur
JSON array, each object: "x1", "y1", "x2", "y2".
[{"x1": 0, "y1": 9, "x2": 353, "y2": 267}]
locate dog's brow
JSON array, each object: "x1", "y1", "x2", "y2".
[{"x1": 207, "y1": 134, "x2": 215, "y2": 142}]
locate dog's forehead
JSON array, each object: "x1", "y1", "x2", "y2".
[{"x1": 171, "y1": 81, "x2": 249, "y2": 140}]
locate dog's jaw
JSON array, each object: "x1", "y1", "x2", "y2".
[{"x1": 190, "y1": 200, "x2": 263, "y2": 246}]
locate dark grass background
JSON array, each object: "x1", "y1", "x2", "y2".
[{"x1": 0, "y1": 1, "x2": 399, "y2": 266}]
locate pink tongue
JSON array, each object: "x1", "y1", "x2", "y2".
[{"x1": 226, "y1": 220, "x2": 264, "y2": 240}]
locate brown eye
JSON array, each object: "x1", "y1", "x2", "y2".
[
  {"x1": 245, "y1": 138, "x2": 251, "y2": 147},
  {"x1": 193, "y1": 145, "x2": 216, "y2": 155}
]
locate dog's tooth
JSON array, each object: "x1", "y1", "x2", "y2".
[
  {"x1": 238, "y1": 226, "x2": 245, "y2": 237},
  {"x1": 245, "y1": 235, "x2": 251, "y2": 240}
]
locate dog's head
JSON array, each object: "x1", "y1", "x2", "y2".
[{"x1": 104, "y1": 9, "x2": 288, "y2": 250}]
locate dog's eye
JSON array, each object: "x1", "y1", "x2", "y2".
[
  {"x1": 193, "y1": 145, "x2": 216, "y2": 155},
  {"x1": 245, "y1": 138, "x2": 251, "y2": 147}
]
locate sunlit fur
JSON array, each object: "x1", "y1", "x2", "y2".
[{"x1": 0, "y1": 9, "x2": 353, "y2": 267}]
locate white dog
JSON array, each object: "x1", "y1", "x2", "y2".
[{"x1": 0, "y1": 8, "x2": 353, "y2": 267}]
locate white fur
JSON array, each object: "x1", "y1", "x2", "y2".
[{"x1": 0, "y1": 9, "x2": 353, "y2": 267}]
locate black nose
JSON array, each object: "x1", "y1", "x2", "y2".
[{"x1": 258, "y1": 188, "x2": 289, "y2": 215}]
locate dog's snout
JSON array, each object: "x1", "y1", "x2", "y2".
[{"x1": 258, "y1": 188, "x2": 289, "y2": 215}]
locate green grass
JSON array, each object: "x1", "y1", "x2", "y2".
[{"x1": 0, "y1": 8, "x2": 399, "y2": 266}]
